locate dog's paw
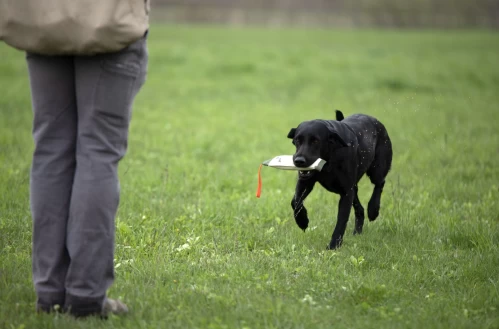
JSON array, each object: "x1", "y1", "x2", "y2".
[
  {"x1": 367, "y1": 204, "x2": 380, "y2": 221},
  {"x1": 294, "y1": 216, "x2": 309, "y2": 231},
  {"x1": 326, "y1": 243, "x2": 339, "y2": 250},
  {"x1": 353, "y1": 226, "x2": 363, "y2": 235},
  {"x1": 293, "y1": 206, "x2": 309, "y2": 231},
  {"x1": 327, "y1": 237, "x2": 343, "y2": 250}
]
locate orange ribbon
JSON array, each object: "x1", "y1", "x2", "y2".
[{"x1": 256, "y1": 163, "x2": 263, "y2": 198}]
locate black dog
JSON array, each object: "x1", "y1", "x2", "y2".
[{"x1": 287, "y1": 110, "x2": 392, "y2": 249}]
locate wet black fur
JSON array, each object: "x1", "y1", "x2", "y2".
[{"x1": 287, "y1": 110, "x2": 393, "y2": 249}]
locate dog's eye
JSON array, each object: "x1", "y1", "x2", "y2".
[{"x1": 311, "y1": 139, "x2": 319, "y2": 144}]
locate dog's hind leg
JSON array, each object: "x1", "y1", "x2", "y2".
[
  {"x1": 291, "y1": 179, "x2": 316, "y2": 231},
  {"x1": 352, "y1": 185, "x2": 365, "y2": 234},
  {"x1": 366, "y1": 133, "x2": 392, "y2": 222},
  {"x1": 367, "y1": 181, "x2": 385, "y2": 221}
]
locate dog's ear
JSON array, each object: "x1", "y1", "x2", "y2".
[
  {"x1": 335, "y1": 110, "x2": 344, "y2": 121},
  {"x1": 329, "y1": 132, "x2": 349, "y2": 147},
  {"x1": 287, "y1": 128, "x2": 296, "y2": 139}
]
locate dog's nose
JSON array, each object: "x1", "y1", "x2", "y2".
[{"x1": 294, "y1": 156, "x2": 306, "y2": 167}]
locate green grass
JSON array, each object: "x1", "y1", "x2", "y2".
[{"x1": 1, "y1": 25, "x2": 498, "y2": 329}]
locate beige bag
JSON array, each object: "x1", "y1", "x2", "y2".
[{"x1": 0, "y1": 0, "x2": 150, "y2": 55}]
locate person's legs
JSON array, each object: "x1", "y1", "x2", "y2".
[
  {"x1": 27, "y1": 54, "x2": 77, "y2": 312},
  {"x1": 64, "y1": 36, "x2": 148, "y2": 317}
]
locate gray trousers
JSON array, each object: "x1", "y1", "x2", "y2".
[{"x1": 27, "y1": 36, "x2": 148, "y2": 315}]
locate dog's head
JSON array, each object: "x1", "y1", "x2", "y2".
[{"x1": 287, "y1": 120, "x2": 350, "y2": 179}]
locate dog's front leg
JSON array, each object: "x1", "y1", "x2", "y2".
[
  {"x1": 291, "y1": 179, "x2": 316, "y2": 231},
  {"x1": 328, "y1": 191, "x2": 354, "y2": 249}
]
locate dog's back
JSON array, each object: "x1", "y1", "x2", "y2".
[
  {"x1": 343, "y1": 114, "x2": 383, "y2": 150},
  {"x1": 342, "y1": 113, "x2": 393, "y2": 183},
  {"x1": 337, "y1": 112, "x2": 390, "y2": 151}
]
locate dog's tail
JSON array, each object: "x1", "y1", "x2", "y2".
[{"x1": 335, "y1": 110, "x2": 344, "y2": 121}]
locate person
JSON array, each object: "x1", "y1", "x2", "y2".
[{"x1": 1, "y1": 1, "x2": 149, "y2": 318}]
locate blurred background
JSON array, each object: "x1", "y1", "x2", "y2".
[{"x1": 151, "y1": 0, "x2": 499, "y2": 29}]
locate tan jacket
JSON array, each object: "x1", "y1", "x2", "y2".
[{"x1": 0, "y1": 0, "x2": 150, "y2": 55}]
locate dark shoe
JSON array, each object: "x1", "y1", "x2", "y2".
[
  {"x1": 64, "y1": 295, "x2": 128, "y2": 318},
  {"x1": 36, "y1": 303, "x2": 64, "y2": 314}
]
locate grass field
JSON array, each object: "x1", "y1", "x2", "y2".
[{"x1": 1, "y1": 25, "x2": 498, "y2": 329}]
